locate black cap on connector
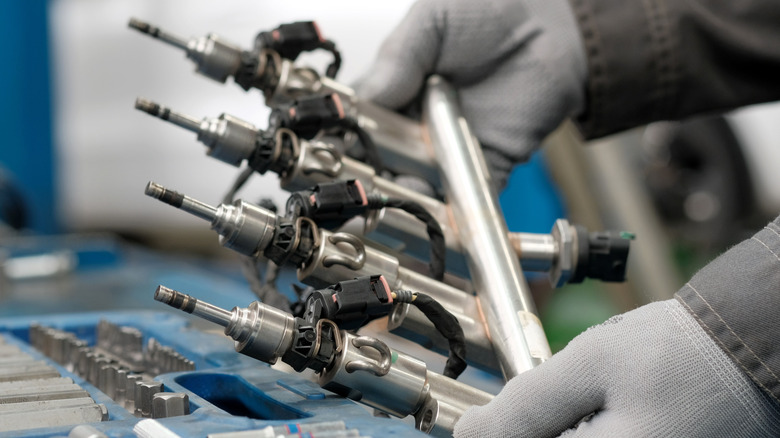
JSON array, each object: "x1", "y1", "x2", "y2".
[{"x1": 571, "y1": 227, "x2": 632, "y2": 283}]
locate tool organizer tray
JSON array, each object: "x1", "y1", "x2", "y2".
[{"x1": 0, "y1": 311, "x2": 425, "y2": 437}]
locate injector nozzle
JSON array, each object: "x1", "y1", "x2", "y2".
[
  {"x1": 129, "y1": 18, "x2": 244, "y2": 84},
  {"x1": 134, "y1": 98, "x2": 259, "y2": 168}
]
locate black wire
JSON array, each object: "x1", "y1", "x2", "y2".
[
  {"x1": 222, "y1": 166, "x2": 255, "y2": 204},
  {"x1": 223, "y1": 167, "x2": 292, "y2": 311},
  {"x1": 321, "y1": 40, "x2": 342, "y2": 79},
  {"x1": 369, "y1": 196, "x2": 445, "y2": 282},
  {"x1": 395, "y1": 291, "x2": 467, "y2": 379},
  {"x1": 341, "y1": 118, "x2": 384, "y2": 175},
  {"x1": 240, "y1": 257, "x2": 291, "y2": 311}
]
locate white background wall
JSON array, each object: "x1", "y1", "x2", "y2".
[{"x1": 49, "y1": 0, "x2": 416, "y2": 231}]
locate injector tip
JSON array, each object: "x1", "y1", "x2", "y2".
[
  {"x1": 144, "y1": 182, "x2": 185, "y2": 208},
  {"x1": 144, "y1": 181, "x2": 164, "y2": 199},
  {"x1": 154, "y1": 285, "x2": 198, "y2": 314},
  {"x1": 128, "y1": 18, "x2": 151, "y2": 33},
  {"x1": 134, "y1": 97, "x2": 159, "y2": 115},
  {"x1": 154, "y1": 285, "x2": 175, "y2": 305}
]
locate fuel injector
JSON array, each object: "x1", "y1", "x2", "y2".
[
  {"x1": 128, "y1": 18, "x2": 340, "y2": 91},
  {"x1": 153, "y1": 285, "x2": 334, "y2": 372},
  {"x1": 154, "y1": 284, "x2": 490, "y2": 435},
  {"x1": 134, "y1": 98, "x2": 295, "y2": 176},
  {"x1": 144, "y1": 181, "x2": 315, "y2": 267}
]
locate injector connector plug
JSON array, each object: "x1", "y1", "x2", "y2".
[
  {"x1": 571, "y1": 229, "x2": 633, "y2": 284},
  {"x1": 254, "y1": 21, "x2": 341, "y2": 78},
  {"x1": 301, "y1": 275, "x2": 394, "y2": 331},
  {"x1": 285, "y1": 180, "x2": 368, "y2": 230},
  {"x1": 269, "y1": 93, "x2": 347, "y2": 140}
]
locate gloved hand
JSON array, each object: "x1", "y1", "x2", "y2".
[
  {"x1": 357, "y1": 0, "x2": 587, "y2": 189},
  {"x1": 454, "y1": 299, "x2": 780, "y2": 438}
]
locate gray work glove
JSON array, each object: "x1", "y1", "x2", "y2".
[
  {"x1": 357, "y1": 0, "x2": 587, "y2": 189},
  {"x1": 454, "y1": 298, "x2": 780, "y2": 437}
]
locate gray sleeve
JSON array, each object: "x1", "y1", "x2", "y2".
[
  {"x1": 675, "y1": 215, "x2": 780, "y2": 404},
  {"x1": 568, "y1": 0, "x2": 780, "y2": 139}
]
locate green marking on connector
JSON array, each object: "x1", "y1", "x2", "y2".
[
  {"x1": 620, "y1": 231, "x2": 636, "y2": 240},
  {"x1": 391, "y1": 351, "x2": 398, "y2": 363}
]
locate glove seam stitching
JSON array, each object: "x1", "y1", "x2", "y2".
[
  {"x1": 683, "y1": 283, "x2": 780, "y2": 397},
  {"x1": 752, "y1": 235, "x2": 780, "y2": 263},
  {"x1": 569, "y1": 0, "x2": 607, "y2": 136},
  {"x1": 668, "y1": 301, "x2": 780, "y2": 431},
  {"x1": 640, "y1": 0, "x2": 680, "y2": 122},
  {"x1": 764, "y1": 224, "x2": 780, "y2": 242}
]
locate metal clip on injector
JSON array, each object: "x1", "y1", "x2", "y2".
[{"x1": 154, "y1": 285, "x2": 493, "y2": 436}]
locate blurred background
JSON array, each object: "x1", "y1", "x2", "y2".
[{"x1": 3, "y1": 0, "x2": 780, "y2": 351}]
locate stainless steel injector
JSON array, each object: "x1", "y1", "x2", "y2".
[
  {"x1": 128, "y1": 18, "x2": 438, "y2": 186},
  {"x1": 154, "y1": 285, "x2": 493, "y2": 436},
  {"x1": 143, "y1": 181, "x2": 497, "y2": 370},
  {"x1": 135, "y1": 100, "x2": 631, "y2": 286}
]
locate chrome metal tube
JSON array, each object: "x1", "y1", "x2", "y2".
[
  {"x1": 509, "y1": 232, "x2": 557, "y2": 272},
  {"x1": 423, "y1": 76, "x2": 551, "y2": 379}
]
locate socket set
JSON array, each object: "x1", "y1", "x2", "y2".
[{"x1": 0, "y1": 311, "x2": 425, "y2": 437}]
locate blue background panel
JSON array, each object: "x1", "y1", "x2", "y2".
[{"x1": 0, "y1": 0, "x2": 57, "y2": 233}]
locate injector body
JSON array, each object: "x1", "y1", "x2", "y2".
[{"x1": 154, "y1": 285, "x2": 492, "y2": 436}]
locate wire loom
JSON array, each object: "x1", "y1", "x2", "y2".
[{"x1": 393, "y1": 290, "x2": 468, "y2": 379}]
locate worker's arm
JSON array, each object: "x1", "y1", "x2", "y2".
[
  {"x1": 359, "y1": 0, "x2": 780, "y2": 185},
  {"x1": 574, "y1": 0, "x2": 780, "y2": 138}
]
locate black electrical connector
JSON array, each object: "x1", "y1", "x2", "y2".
[
  {"x1": 270, "y1": 93, "x2": 345, "y2": 140},
  {"x1": 570, "y1": 227, "x2": 633, "y2": 283},
  {"x1": 285, "y1": 180, "x2": 446, "y2": 281},
  {"x1": 269, "y1": 94, "x2": 384, "y2": 174},
  {"x1": 254, "y1": 21, "x2": 342, "y2": 78},
  {"x1": 296, "y1": 276, "x2": 467, "y2": 379},
  {"x1": 302, "y1": 275, "x2": 394, "y2": 331},
  {"x1": 286, "y1": 179, "x2": 368, "y2": 230},
  {"x1": 283, "y1": 317, "x2": 339, "y2": 373}
]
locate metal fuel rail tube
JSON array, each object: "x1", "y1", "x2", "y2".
[{"x1": 423, "y1": 76, "x2": 552, "y2": 379}]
